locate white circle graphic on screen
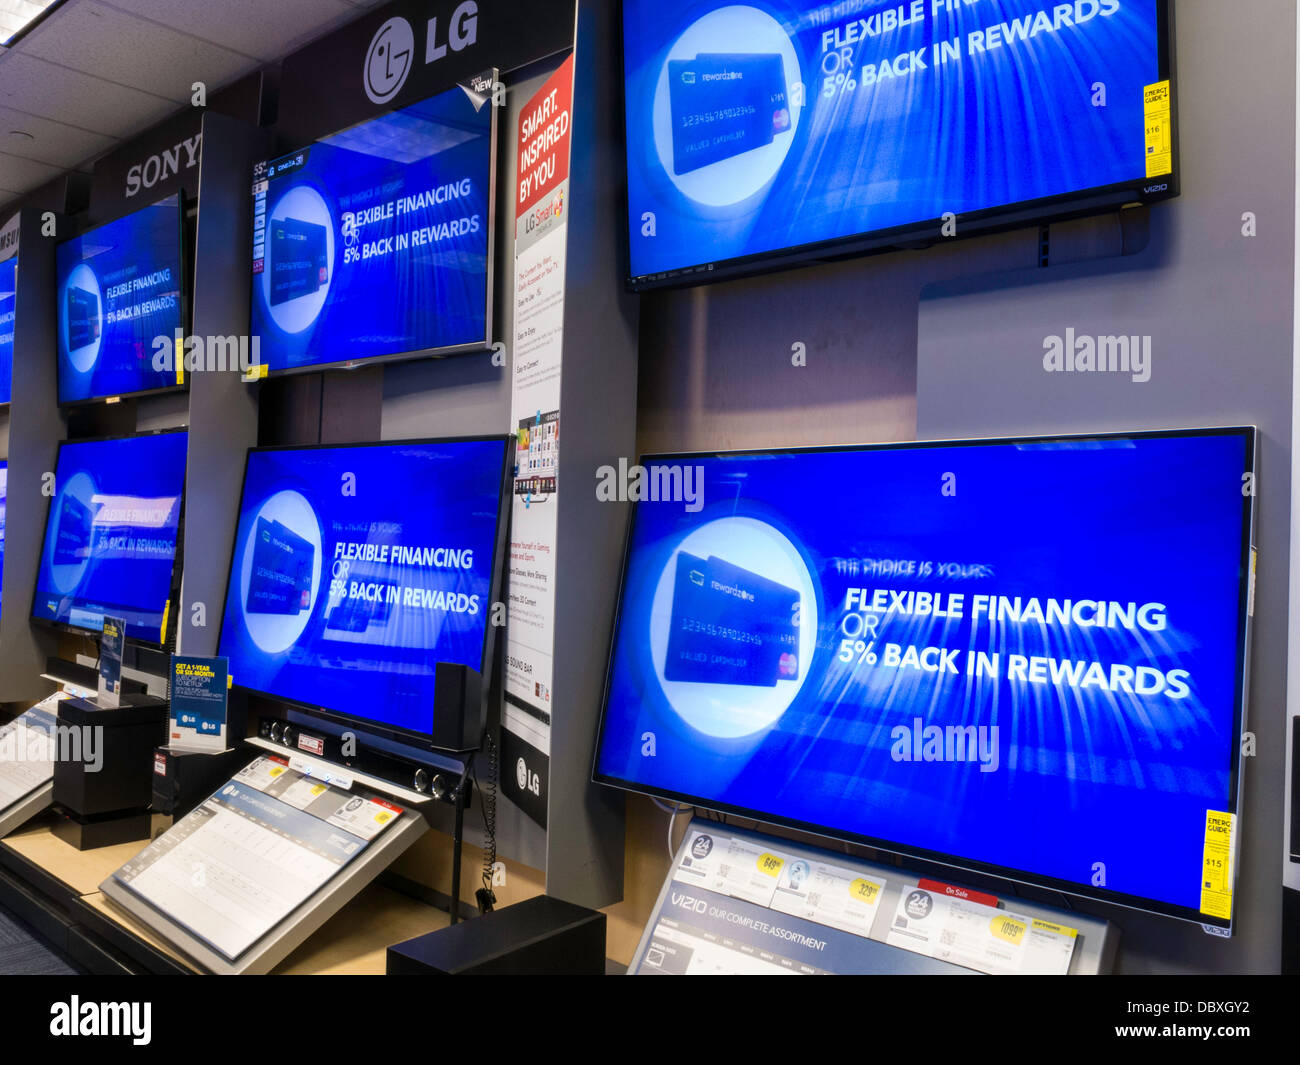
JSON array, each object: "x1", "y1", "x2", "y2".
[
  {"x1": 261, "y1": 185, "x2": 335, "y2": 335},
  {"x1": 239, "y1": 490, "x2": 323, "y2": 655},
  {"x1": 652, "y1": 6, "x2": 803, "y2": 207},
  {"x1": 47, "y1": 472, "x2": 96, "y2": 595},
  {"x1": 650, "y1": 517, "x2": 817, "y2": 740},
  {"x1": 61, "y1": 263, "x2": 103, "y2": 375},
  {"x1": 364, "y1": 17, "x2": 414, "y2": 104}
]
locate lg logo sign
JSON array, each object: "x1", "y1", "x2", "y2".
[
  {"x1": 363, "y1": 2, "x2": 480, "y2": 105},
  {"x1": 515, "y1": 756, "x2": 541, "y2": 796},
  {"x1": 364, "y1": 18, "x2": 414, "y2": 104}
]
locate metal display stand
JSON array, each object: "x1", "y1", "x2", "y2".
[
  {"x1": 631, "y1": 819, "x2": 1117, "y2": 976},
  {"x1": 99, "y1": 740, "x2": 436, "y2": 975}
]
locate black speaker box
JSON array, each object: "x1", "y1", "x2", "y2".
[{"x1": 386, "y1": 895, "x2": 606, "y2": 975}]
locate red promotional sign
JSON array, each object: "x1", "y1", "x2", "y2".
[
  {"x1": 516, "y1": 55, "x2": 574, "y2": 215},
  {"x1": 918, "y1": 878, "x2": 1000, "y2": 909}
]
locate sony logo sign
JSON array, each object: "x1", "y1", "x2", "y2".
[{"x1": 125, "y1": 133, "x2": 202, "y2": 198}]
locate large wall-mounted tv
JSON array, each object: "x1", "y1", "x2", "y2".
[
  {"x1": 0, "y1": 254, "x2": 15, "y2": 405},
  {"x1": 623, "y1": 0, "x2": 1177, "y2": 288},
  {"x1": 250, "y1": 75, "x2": 497, "y2": 376},
  {"x1": 32, "y1": 430, "x2": 188, "y2": 645},
  {"x1": 55, "y1": 194, "x2": 185, "y2": 404},
  {"x1": 216, "y1": 437, "x2": 512, "y2": 750},
  {"x1": 594, "y1": 428, "x2": 1255, "y2": 929}
]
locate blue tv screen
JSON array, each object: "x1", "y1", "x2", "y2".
[
  {"x1": 55, "y1": 195, "x2": 184, "y2": 403},
  {"x1": 0, "y1": 255, "x2": 15, "y2": 404},
  {"x1": 624, "y1": 0, "x2": 1175, "y2": 286},
  {"x1": 250, "y1": 80, "x2": 495, "y2": 375},
  {"x1": 217, "y1": 438, "x2": 510, "y2": 742},
  {"x1": 594, "y1": 429, "x2": 1255, "y2": 927},
  {"x1": 32, "y1": 431, "x2": 188, "y2": 643}
]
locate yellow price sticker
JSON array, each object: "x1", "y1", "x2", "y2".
[
  {"x1": 1200, "y1": 810, "x2": 1234, "y2": 919},
  {"x1": 1031, "y1": 918, "x2": 1078, "y2": 939},
  {"x1": 756, "y1": 852, "x2": 785, "y2": 878},
  {"x1": 269, "y1": 765, "x2": 285, "y2": 778},
  {"x1": 989, "y1": 915, "x2": 1027, "y2": 945},
  {"x1": 1143, "y1": 80, "x2": 1173, "y2": 178},
  {"x1": 310, "y1": 784, "x2": 326, "y2": 797},
  {"x1": 375, "y1": 811, "x2": 393, "y2": 825},
  {"x1": 850, "y1": 878, "x2": 880, "y2": 903},
  {"x1": 243, "y1": 362, "x2": 269, "y2": 382}
]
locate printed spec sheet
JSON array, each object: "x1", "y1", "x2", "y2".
[{"x1": 110, "y1": 755, "x2": 402, "y2": 961}]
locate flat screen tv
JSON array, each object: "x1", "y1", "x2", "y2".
[
  {"x1": 216, "y1": 437, "x2": 512, "y2": 751},
  {"x1": 0, "y1": 254, "x2": 15, "y2": 405},
  {"x1": 32, "y1": 430, "x2": 188, "y2": 645},
  {"x1": 250, "y1": 75, "x2": 497, "y2": 376},
  {"x1": 623, "y1": 0, "x2": 1178, "y2": 288},
  {"x1": 593, "y1": 428, "x2": 1255, "y2": 929},
  {"x1": 55, "y1": 194, "x2": 185, "y2": 403}
]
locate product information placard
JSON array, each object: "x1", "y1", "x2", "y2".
[
  {"x1": 111, "y1": 755, "x2": 402, "y2": 961},
  {"x1": 169, "y1": 655, "x2": 229, "y2": 751},
  {"x1": 97, "y1": 615, "x2": 125, "y2": 708},
  {"x1": 503, "y1": 55, "x2": 575, "y2": 828}
]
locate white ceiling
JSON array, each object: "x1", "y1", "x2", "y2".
[{"x1": 0, "y1": 0, "x2": 384, "y2": 211}]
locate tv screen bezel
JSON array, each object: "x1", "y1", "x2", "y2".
[
  {"x1": 591, "y1": 425, "x2": 1255, "y2": 930},
  {"x1": 54, "y1": 192, "x2": 190, "y2": 407},
  {"x1": 30, "y1": 427, "x2": 189, "y2": 649},
  {"x1": 249, "y1": 72, "x2": 500, "y2": 380},
  {"x1": 215, "y1": 434, "x2": 515, "y2": 754},
  {"x1": 621, "y1": 0, "x2": 1179, "y2": 291}
]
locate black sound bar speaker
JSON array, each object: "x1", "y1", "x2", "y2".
[
  {"x1": 430, "y1": 662, "x2": 483, "y2": 753},
  {"x1": 386, "y1": 895, "x2": 606, "y2": 975}
]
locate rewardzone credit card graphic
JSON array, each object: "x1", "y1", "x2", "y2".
[
  {"x1": 269, "y1": 218, "x2": 329, "y2": 306},
  {"x1": 247, "y1": 517, "x2": 314, "y2": 614},
  {"x1": 52, "y1": 493, "x2": 94, "y2": 566},
  {"x1": 665, "y1": 551, "x2": 799, "y2": 685},
  {"x1": 66, "y1": 287, "x2": 101, "y2": 349},
  {"x1": 669, "y1": 53, "x2": 790, "y2": 175}
]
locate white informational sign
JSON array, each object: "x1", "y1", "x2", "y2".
[
  {"x1": 885, "y1": 882, "x2": 1078, "y2": 975},
  {"x1": 503, "y1": 55, "x2": 576, "y2": 828},
  {"x1": 111, "y1": 755, "x2": 402, "y2": 961}
]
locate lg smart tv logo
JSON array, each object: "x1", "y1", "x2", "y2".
[{"x1": 362, "y1": 3, "x2": 480, "y2": 105}]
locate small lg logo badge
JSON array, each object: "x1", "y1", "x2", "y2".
[
  {"x1": 364, "y1": 17, "x2": 414, "y2": 104},
  {"x1": 515, "y1": 757, "x2": 541, "y2": 796}
]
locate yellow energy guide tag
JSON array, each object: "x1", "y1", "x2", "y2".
[
  {"x1": 1143, "y1": 80, "x2": 1172, "y2": 178},
  {"x1": 1200, "y1": 810, "x2": 1234, "y2": 919}
]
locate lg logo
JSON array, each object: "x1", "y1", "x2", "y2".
[
  {"x1": 515, "y1": 756, "x2": 541, "y2": 796},
  {"x1": 362, "y1": 3, "x2": 480, "y2": 105},
  {"x1": 364, "y1": 18, "x2": 414, "y2": 104}
]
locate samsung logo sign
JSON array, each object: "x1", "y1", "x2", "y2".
[
  {"x1": 125, "y1": 133, "x2": 202, "y2": 198},
  {"x1": 363, "y1": 2, "x2": 479, "y2": 104}
]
